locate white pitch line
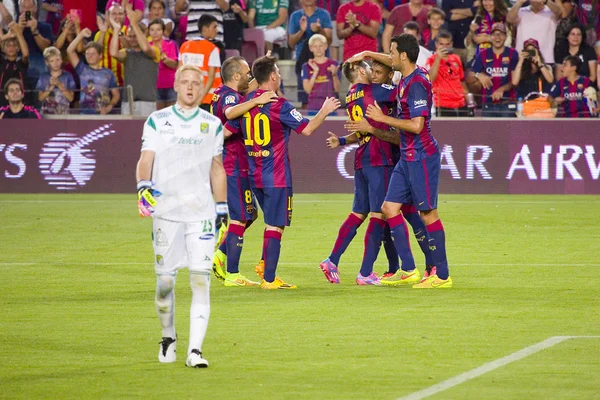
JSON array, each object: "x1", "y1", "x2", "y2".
[{"x1": 397, "y1": 335, "x2": 600, "y2": 400}]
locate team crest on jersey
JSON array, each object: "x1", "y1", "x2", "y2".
[
  {"x1": 502, "y1": 57, "x2": 510, "y2": 64},
  {"x1": 246, "y1": 205, "x2": 255, "y2": 214},
  {"x1": 290, "y1": 109, "x2": 303, "y2": 122},
  {"x1": 225, "y1": 95, "x2": 236, "y2": 105},
  {"x1": 200, "y1": 123, "x2": 209, "y2": 134},
  {"x1": 577, "y1": 84, "x2": 584, "y2": 89},
  {"x1": 156, "y1": 255, "x2": 164, "y2": 265}
]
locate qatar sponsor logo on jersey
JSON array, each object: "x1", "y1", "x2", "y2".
[{"x1": 485, "y1": 67, "x2": 509, "y2": 77}]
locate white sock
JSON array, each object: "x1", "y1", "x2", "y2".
[
  {"x1": 188, "y1": 272, "x2": 210, "y2": 355},
  {"x1": 155, "y1": 275, "x2": 176, "y2": 338}
]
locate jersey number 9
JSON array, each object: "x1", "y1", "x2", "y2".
[{"x1": 243, "y1": 112, "x2": 271, "y2": 146}]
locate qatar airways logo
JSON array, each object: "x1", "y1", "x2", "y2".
[
  {"x1": 485, "y1": 67, "x2": 508, "y2": 77},
  {"x1": 38, "y1": 125, "x2": 115, "y2": 190},
  {"x1": 335, "y1": 144, "x2": 600, "y2": 181}
]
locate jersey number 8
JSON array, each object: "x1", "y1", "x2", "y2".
[{"x1": 243, "y1": 112, "x2": 271, "y2": 146}]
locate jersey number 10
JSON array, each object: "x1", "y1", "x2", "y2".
[{"x1": 243, "y1": 112, "x2": 272, "y2": 146}]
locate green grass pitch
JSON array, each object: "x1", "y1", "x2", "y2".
[{"x1": 1, "y1": 193, "x2": 599, "y2": 399}]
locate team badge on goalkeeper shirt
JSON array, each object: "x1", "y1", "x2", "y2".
[
  {"x1": 200, "y1": 123, "x2": 209, "y2": 134},
  {"x1": 155, "y1": 229, "x2": 169, "y2": 247}
]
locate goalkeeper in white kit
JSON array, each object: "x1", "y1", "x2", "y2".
[{"x1": 136, "y1": 65, "x2": 228, "y2": 368}]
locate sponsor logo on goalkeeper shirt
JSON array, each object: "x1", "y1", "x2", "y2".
[{"x1": 38, "y1": 124, "x2": 115, "y2": 191}]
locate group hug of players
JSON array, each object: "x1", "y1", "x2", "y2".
[{"x1": 212, "y1": 33, "x2": 452, "y2": 290}]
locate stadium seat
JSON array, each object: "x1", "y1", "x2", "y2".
[{"x1": 242, "y1": 28, "x2": 266, "y2": 66}]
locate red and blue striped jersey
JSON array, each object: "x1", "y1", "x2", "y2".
[
  {"x1": 225, "y1": 89, "x2": 310, "y2": 188},
  {"x1": 210, "y1": 84, "x2": 249, "y2": 177},
  {"x1": 471, "y1": 47, "x2": 518, "y2": 104},
  {"x1": 345, "y1": 83, "x2": 399, "y2": 170},
  {"x1": 396, "y1": 67, "x2": 438, "y2": 162},
  {"x1": 550, "y1": 76, "x2": 593, "y2": 118}
]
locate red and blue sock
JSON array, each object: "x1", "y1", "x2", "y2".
[
  {"x1": 387, "y1": 214, "x2": 416, "y2": 272},
  {"x1": 359, "y1": 217, "x2": 386, "y2": 277},
  {"x1": 329, "y1": 213, "x2": 363, "y2": 265},
  {"x1": 218, "y1": 218, "x2": 255, "y2": 255},
  {"x1": 225, "y1": 224, "x2": 245, "y2": 274},
  {"x1": 263, "y1": 230, "x2": 282, "y2": 283},
  {"x1": 426, "y1": 219, "x2": 449, "y2": 279},
  {"x1": 401, "y1": 205, "x2": 434, "y2": 270},
  {"x1": 383, "y1": 223, "x2": 399, "y2": 274}
]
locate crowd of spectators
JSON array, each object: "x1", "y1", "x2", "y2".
[{"x1": 0, "y1": 0, "x2": 598, "y2": 119}]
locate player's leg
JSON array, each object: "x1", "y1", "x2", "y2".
[
  {"x1": 152, "y1": 218, "x2": 186, "y2": 363},
  {"x1": 411, "y1": 152, "x2": 452, "y2": 289},
  {"x1": 329, "y1": 169, "x2": 369, "y2": 265},
  {"x1": 221, "y1": 176, "x2": 259, "y2": 287},
  {"x1": 184, "y1": 220, "x2": 215, "y2": 367},
  {"x1": 380, "y1": 162, "x2": 420, "y2": 285},
  {"x1": 401, "y1": 204, "x2": 435, "y2": 277},
  {"x1": 380, "y1": 166, "x2": 400, "y2": 277},
  {"x1": 357, "y1": 167, "x2": 391, "y2": 285},
  {"x1": 260, "y1": 187, "x2": 295, "y2": 289}
]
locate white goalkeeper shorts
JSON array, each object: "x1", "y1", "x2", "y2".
[{"x1": 152, "y1": 217, "x2": 215, "y2": 275}]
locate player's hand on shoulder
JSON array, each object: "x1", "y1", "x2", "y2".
[
  {"x1": 137, "y1": 180, "x2": 162, "y2": 217},
  {"x1": 256, "y1": 90, "x2": 278, "y2": 105},
  {"x1": 326, "y1": 132, "x2": 340, "y2": 149},
  {"x1": 215, "y1": 202, "x2": 229, "y2": 231},
  {"x1": 321, "y1": 97, "x2": 341, "y2": 114}
]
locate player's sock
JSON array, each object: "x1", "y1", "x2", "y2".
[
  {"x1": 387, "y1": 214, "x2": 416, "y2": 272},
  {"x1": 263, "y1": 230, "x2": 282, "y2": 283},
  {"x1": 225, "y1": 224, "x2": 245, "y2": 274},
  {"x1": 217, "y1": 241, "x2": 226, "y2": 255},
  {"x1": 426, "y1": 219, "x2": 449, "y2": 279},
  {"x1": 188, "y1": 272, "x2": 210, "y2": 355},
  {"x1": 329, "y1": 213, "x2": 363, "y2": 265},
  {"x1": 360, "y1": 217, "x2": 385, "y2": 277},
  {"x1": 155, "y1": 275, "x2": 176, "y2": 338},
  {"x1": 383, "y1": 223, "x2": 399, "y2": 273},
  {"x1": 401, "y1": 205, "x2": 434, "y2": 269}
]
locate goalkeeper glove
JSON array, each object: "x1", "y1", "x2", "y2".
[
  {"x1": 137, "y1": 180, "x2": 162, "y2": 217},
  {"x1": 215, "y1": 202, "x2": 229, "y2": 231}
]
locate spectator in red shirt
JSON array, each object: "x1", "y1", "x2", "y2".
[
  {"x1": 382, "y1": 0, "x2": 431, "y2": 54},
  {"x1": 336, "y1": 0, "x2": 382, "y2": 60},
  {"x1": 425, "y1": 30, "x2": 472, "y2": 116}
]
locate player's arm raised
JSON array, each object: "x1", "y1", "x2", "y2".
[
  {"x1": 344, "y1": 118, "x2": 400, "y2": 145},
  {"x1": 347, "y1": 51, "x2": 392, "y2": 68},
  {"x1": 366, "y1": 101, "x2": 424, "y2": 134},
  {"x1": 224, "y1": 91, "x2": 277, "y2": 120},
  {"x1": 299, "y1": 97, "x2": 341, "y2": 136}
]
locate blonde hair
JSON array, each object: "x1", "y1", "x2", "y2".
[
  {"x1": 175, "y1": 64, "x2": 203, "y2": 83},
  {"x1": 43, "y1": 46, "x2": 61, "y2": 61},
  {"x1": 308, "y1": 34, "x2": 327, "y2": 47}
]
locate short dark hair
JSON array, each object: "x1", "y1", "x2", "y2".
[
  {"x1": 436, "y1": 30, "x2": 453, "y2": 42},
  {"x1": 392, "y1": 33, "x2": 420, "y2": 64},
  {"x1": 252, "y1": 56, "x2": 278, "y2": 84},
  {"x1": 342, "y1": 61, "x2": 369, "y2": 83},
  {"x1": 148, "y1": 18, "x2": 165, "y2": 31},
  {"x1": 221, "y1": 56, "x2": 246, "y2": 83},
  {"x1": 148, "y1": 0, "x2": 165, "y2": 9},
  {"x1": 4, "y1": 78, "x2": 22, "y2": 94},
  {"x1": 427, "y1": 7, "x2": 446, "y2": 19},
  {"x1": 198, "y1": 14, "x2": 217, "y2": 31},
  {"x1": 371, "y1": 59, "x2": 392, "y2": 73},
  {"x1": 84, "y1": 41, "x2": 103, "y2": 54},
  {"x1": 563, "y1": 55, "x2": 581, "y2": 69},
  {"x1": 402, "y1": 21, "x2": 420, "y2": 35}
]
